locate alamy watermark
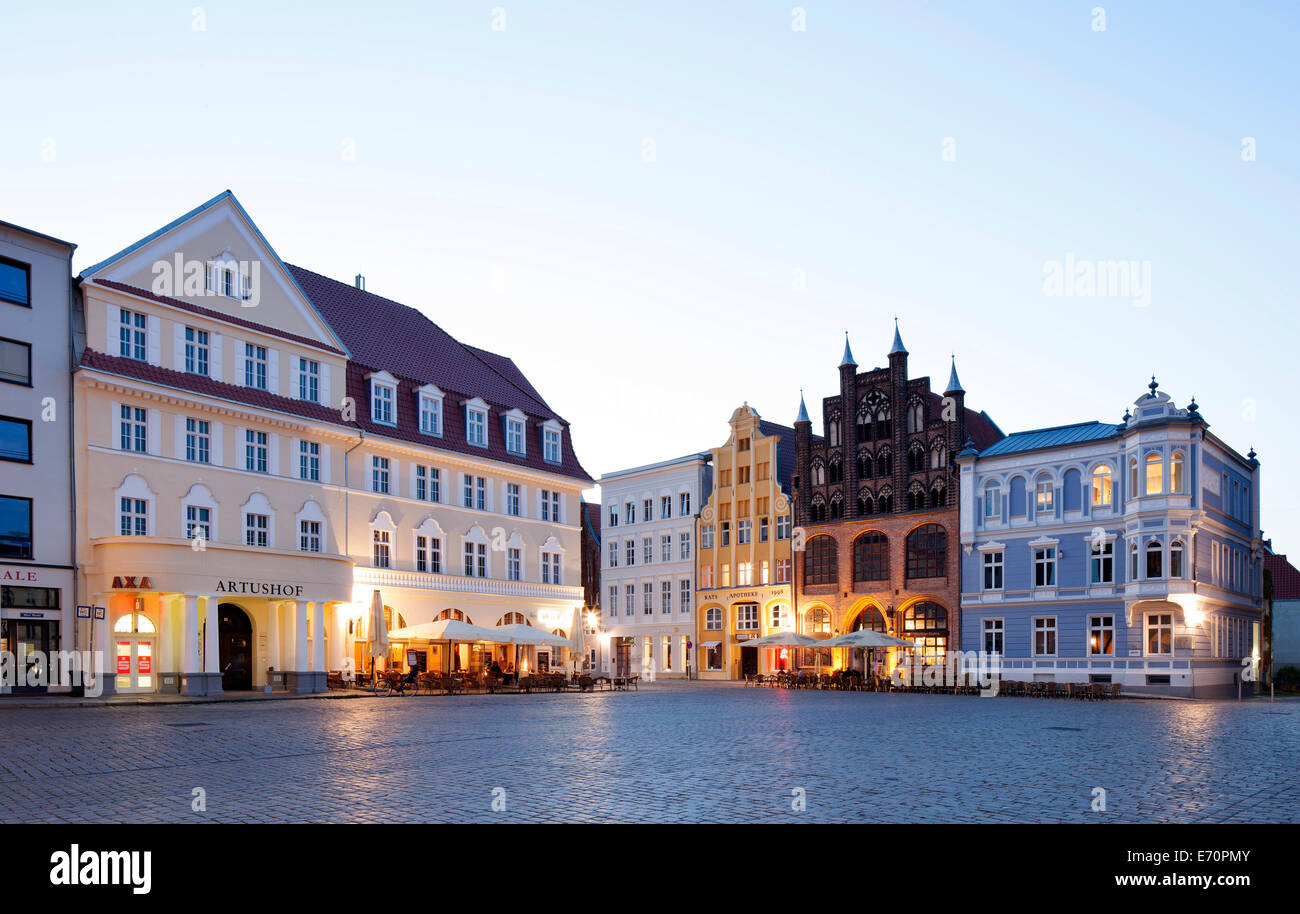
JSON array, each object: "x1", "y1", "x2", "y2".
[
  {"x1": 1042, "y1": 254, "x2": 1150, "y2": 307},
  {"x1": 1, "y1": 648, "x2": 106, "y2": 697}
]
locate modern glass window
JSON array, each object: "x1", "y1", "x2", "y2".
[
  {"x1": 1091, "y1": 464, "x2": 1113, "y2": 506},
  {"x1": 118, "y1": 497, "x2": 147, "y2": 537},
  {"x1": 299, "y1": 520, "x2": 322, "y2": 553},
  {"x1": 0, "y1": 417, "x2": 32, "y2": 463},
  {"x1": 982, "y1": 550, "x2": 1003, "y2": 590},
  {"x1": 1090, "y1": 540, "x2": 1114, "y2": 584},
  {"x1": 120, "y1": 406, "x2": 147, "y2": 452},
  {"x1": 1146, "y1": 612, "x2": 1173, "y2": 655},
  {"x1": 1033, "y1": 546, "x2": 1057, "y2": 587},
  {"x1": 419, "y1": 395, "x2": 442, "y2": 435},
  {"x1": 804, "y1": 536, "x2": 838, "y2": 585},
  {"x1": 185, "y1": 418, "x2": 210, "y2": 464},
  {"x1": 0, "y1": 257, "x2": 30, "y2": 306},
  {"x1": 1032, "y1": 617, "x2": 1057, "y2": 656},
  {"x1": 506, "y1": 417, "x2": 525, "y2": 455},
  {"x1": 854, "y1": 532, "x2": 889, "y2": 582},
  {"x1": 543, "y1": 428, "x2": 561, "y2": 463},
  {"x1": 243, "y1": 343, "x2": 268, "y2": 390},
  {"x1": 982, "y1": 618, "x2": 1003, "y2": 655},
  {"x1": 184, "y1": 327, "x2": 209, "y2": 376},
  {"x1": 905, "y1": 524, "x2": 947, "y2": 579},
  {"x1": 0, "y1": 495, "x2": 33, "y2": 558},
  {"x1": 119, "y1": 309, "x2": 147, "y2": 361},
  {"x1": 506, "y1": 483, "x2": 520, "y2": 516},
  {"x1": 1088, "y1": 615, "x2": 1114, "y2": 656},
  {"x1": 299, "y1": 440, "x2": 320, "y2": 481},
  {"x1": 373, "y1": 529, "x2": 392, "y2": 568},
  {"x1": 299, "y1": 359, "x2": 320, "y2": 402},
  {"x1": 0, "y1": 338, "x2": 31, "y2": 385},
  {"x1": 371, "y1": 382, "x2": 394, "y2": 425},
  {"x1": 244, "y1": 513, "x2": 270, "y2": 547},
  {"x1": 242, "y1": 430, "x2": 267, "y2": 473},
  {"x1": 466, "y1": 407, "x2": 487, "y2": 446},
  {"x1": 185, "y1": 505, "x2": 210, "y2": 542}
]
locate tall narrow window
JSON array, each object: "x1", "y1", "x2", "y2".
[
  {"x1": 1090, "y1": 540, "x2": 1114, "y2": 584},
  {"x1": 119, "y1": 309, "x2": 147, "y2": 361},
  {"x1": 299, "y1": 440, "x2": 320, "y2": 481},
  {"x1": 1146, "y1": 540, "x2": 1163, "y2": 578},
  {"x1": 244, "y1": 343, "x2": 268, "y2": 390},
  {"x1": 1170, "y1": 451, "x2": 1185, "y2": 494},
  {"x1": 185, "y1": 418, "x2": 210, "y2": 464},
  {"x1": 1033, "y1": 546, "x2": 1057, "y2": 587},
  {"x1": 1145, "y1": 453, "x2": 1163, "y2": 495},
  {"x1": 299, "y1": 359, "x2": 320, "y2": 402},
  {"x1": 1091, "y1": 464, "x2": 1113, "y2": 506},
  {"x1": 184, "y1": 327, "x2": 209, "y2": 376}
]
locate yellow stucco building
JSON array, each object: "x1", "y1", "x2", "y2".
[{"x1": 694, "y1": 405, "x2": 795, "y2": 680}]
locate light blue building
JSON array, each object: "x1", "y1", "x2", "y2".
[{"x1": 956, "y1": 380, "x2": 1262, "y2": 698}]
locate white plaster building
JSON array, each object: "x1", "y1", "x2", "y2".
[{"x1": 597, "y1": 453, "x2": 711, "y2": 678}]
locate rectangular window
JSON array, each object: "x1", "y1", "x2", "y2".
[
  {"x1": 371, "y1": 456, "x2": 390, "y2": 494},
  {"x1": 700, "y1": 525, "x2": 714, "y2": 549},
  {"x1": 626, "y1": 502, "x2": 636, "y2": 524},
  {"x1": 1089, "y1": 615, "x2": 1115, "y2": 656},
  {"x1": 120, "y1": 406, "x2": 147, "y2": 452},
  {"x1": 680, "y1": 492, "x2": 691, "y2": 516},
  {"x1": 661, "y1": 496, "x2": 671, "y2": 519},
  {"x1": 760, "y1": 560, "x2": 770, "y2": 584},
  {"x1": 759, "y1": 517, "x2": 769, "y2": 543},
  {"x1": 1032, "y1": 617, "x2": 1057, "y2": 656},
  {"x1": 680, "y1": 532, "x2": 691, "y2": 559},
  {"x1": 737, "y1": 562, "x2": 752, "y2": 586},
  {"x1": 299, "y1": 440, "x2": 320, "y2": 481},
  {"x1": 544, "y1": 428, "x2": 561, "y2": 463},
  {"x1": 982, "y1": 618, "x2": 1004, "y2": 655},
  {"x1": 982, "y1": 551, "x2": 1003, "y2": 590},
  {"x1": 0, "y1": 257, "x2": 30, "y2": 306},
  {"x1": 738, "y1": 519, "x2": 752, "y2": 545},
  {"x1": 428, "y1": 467, "x2": 441, "y2": 503},
  {"x1": 777, "y1": 515, "x2": 791, "y2": 540},
  {"x1": 373, "y1": 529, "x2": 392, "y2": 568},
  {"x1": 625, "y1": 585, "x2": 635, "y2": 616},
  {"x1": 661, "y1": 581, "x2": 671, "y2": 613},
  {"x1": 244, "y1": 513, "x2": 270, "y2": 548},
  {"x1": 626, "y1": 540, "x2": 636, "y2": 566},
  {"x1": 243, "y1": 343, "x2": 268, "y2": 390},
  {"x1": 643, "y1": 499, "x2": 653, "y2": 522},
  {"x1": 118, "y1": 497, "x2": 147, "y2": 537},
  {"x1": 184, "y1": 327, "x2": 209, "y2": 376},
  {"x1": 507, "y1": 418, "x2": 524, "y2": 455},
  {"x1": 244, "y1": 430, "x2": 269, "y2": 473},
  {"x1": 508, "y1": 547, "x2": 522, "y2": 581},
  {"x1": 119, "y1": 309, "x2": 147, "y2": 361},
  {"x1": 608, "y1": 586, "x2": 618, "y2": 616},
  {"x1": 419, "y1": 395, "x2": 442, "y2": 435},
  {"x1": 608, "y1": 541, "x2": 618, "y2": 568},
  {"x1": 1035, "y1": 481, "x2": 1053, "y2": 513},
  {"x1": 777, "y1": 558, "x2": 790, "y2": 583},
  {"x1": 506, "y1": 483, "x2": 521, "y2": 516},
  {"x1": 721, "y1": 564, "x2": 731, "y2": 587},
  {"x1": 1090, "y1": 541, "x2": 1114, "y2": 584},
  {"x1": 0, "y1": 417, "x2": 32, "y2": 463},
  {"x1": 541, "y1": 490, "x2": 560, "y2": 523},
  {"x1": 679, "y1": 579, "x2": 691, "y2": 612},
  {"x1": 1146, "y1": 612, "x2": 1173, "y2": 655},
  {"x1": 466, "y1": 408, "x2": 487, "y2": 446},
  {"x1": 608, "y1": 506, "x2": 619, "y2": 527},
  {"x1": 185, "y1": 505, "x2": 211, "y2": 541},
  {"x1": 1033, "y1": 547, "x2": 1057, "y2": 587},
  {"x1": 299, "y1": 359, "x2": 320, "y2": 402},
  {"x1": 185, "y1": 418, "x2": 210, "y2": 464},
  {"x1": 371, "y1": 382, "x2": 394, "y2": 425},
  {"x1": 0, "y1": 338, "x2": 32, "y2": 385},
  {"x1": 720, "y1": 522, "x2": 730, "y2": 547},
  {"x1": 299, "y1": 520, "x2": 321, "y2": 553},
  {"x1": 544, "y1": 552, "x2": 561, "y2": 585},
  {"x1": 416, "y1": 535, "x2": 429, "y2": 572},
  {"x1": 643, "y1": 537, "x2": 653, "y2": 564},
  {"x1": 737, "y1": 604, "x2": 759, "y2": 631},
  {"x1": 661, "y1": 534, "x2": 671, "y2": 561}
]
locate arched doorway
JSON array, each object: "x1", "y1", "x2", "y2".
[
  {"x1": 849, "y1": 605, "x2": 888, "y2": 675},
  {"x1": 218, "y1": 603, "x2": 253, "y2": 691}
]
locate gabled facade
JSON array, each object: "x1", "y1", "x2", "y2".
[
  {"x1": 957, "y1": 380, "x2": 1263, "y2": 697},
  {"x1": 597, "y1": 452, "x2": 711, "y2": 679},
  {"x1": 73, "y1": 191, "x2": 590, "y2": 696},
  {"x1": 791, "y1": 328, "x2": 1002, "y2": 675},
  {"x1": 695, "y1": 406, "x2": 794, "y2": 680}
]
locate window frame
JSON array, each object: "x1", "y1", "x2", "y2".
[
  {"x1": 0, "y1": 337, "x2": 32, "y2": 387},
  {"x1": 0, "y1": 494, "x2": 34, "y2": 558}
]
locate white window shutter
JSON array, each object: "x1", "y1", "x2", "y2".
[
  {"x1": 105, "y1": 304, "x2": 120, "y2": 354},
  {"x1": 390, "y1": 458, "x2": 399, "y2": 497},
  {"x1": 235, "y1": 427, "x2": 244, "y2": 470},
  {"x1": 269, "y1": 433, "x2": 280, "y2": 476},
  {"x1": 173, "y1": 323, "x2": 185, "y2": 371},
  {"x1": 211, "y1": 422, "x2": 223, "y2": 466},
  {"x1": 111, "y1": 401, "x2": 120, "y2": 449},
  {"x1": 290, "y1": 437, "x2": 300, "y2": 477},
  {"x1": 320, "y1": 363, "x2": 331, "y2": 407},
  {"x1": 146, "y1": 314, "x2": 161, "y2": 365},
  {"x1": 230, "y1": 339, "x2": 243, "y2": 386},
  {"x1": 210, "y1": 334, "x2": 223, "y2": 382},
  {"x1": 147, "y1": 409, "x2": 161, "y2": 455},
  {"x1": 320, "y1": 443, "x2": 331, "y2": 485},
  {"x1": 268, "y1": 349, "x2": 280, "y2": 395},
  {"x1": 174, "y1": 415, "x2": 186, "y2": 459}
]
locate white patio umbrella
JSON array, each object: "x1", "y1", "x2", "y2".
[
  {"x1": 731, "y1": 631, "x2": 823, "y2": 648},
  {"x1": 819, "y1": 629, "x2": 914, "y2": 649},
  {"x1": 568, "y1": 608, "x2": 586, "y2": 674},
  {"x1": 368, "y1": 590, "x2": 388, "y2": 674},
  {"x1": 491, "y1": 623, "x2": 568, "y2": 676},
  {"x1": 387, "y1": 618, "x2": 502, "y2": 675}
]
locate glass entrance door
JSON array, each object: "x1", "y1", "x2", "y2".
[
  {"x1": 114, "y1": 639, "x2": 154, "y2": 692},
  {"x1": 9, "y1": 620, "x2": 51, "y2": 693}
]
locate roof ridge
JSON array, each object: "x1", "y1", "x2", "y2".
[{"x1": 1003, "y1": 419, "x2": 1112, "y2": 437}]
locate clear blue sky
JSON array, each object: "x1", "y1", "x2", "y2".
[{"x1": 3, "y1": 1, "x2": 1297, "y2": 548}]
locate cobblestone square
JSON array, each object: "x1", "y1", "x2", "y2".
[{"x1": 1, "y1": 686, "x2": 1296, "y2": 824}]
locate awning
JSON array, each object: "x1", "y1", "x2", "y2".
[{"x1": 700, "y1": 640, "x2": 721, "y2": 649}]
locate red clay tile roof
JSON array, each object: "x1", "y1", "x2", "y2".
[
  {"x1": 1265, "y1": 554, "x2": 1300, "y2": 600},
  {"x1": 286, "y1": 264, "x2": 591, "y2": 483},
  {"x1": 92, "y1": 279, "x2": 345, "y2": 355},
  {"x1": 582, "y1": 501, "x2": 602, "y2": 539}
]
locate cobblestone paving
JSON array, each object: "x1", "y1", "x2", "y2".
[{"x1": 1, "y1": 686, "x2": 1296, "y2": 823}]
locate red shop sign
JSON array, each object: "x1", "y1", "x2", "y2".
[
  {"x1": 117, "y1": 643, "x2": 130, "y2": 674},
  {"x1": 137, "y1": 653, "x2": 151, "y2": 674}
]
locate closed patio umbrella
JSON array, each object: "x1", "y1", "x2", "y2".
[
  {"x1": 368, "y1": 590, "x2": 389, "y2": 675},
  {"x1": 568, "y1": 608, "x2": 586, "y2": 673}
]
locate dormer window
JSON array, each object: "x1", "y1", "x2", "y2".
[
  {"x1": 368, "y1": 371, "x2": 398, "y2": 426},
  {"x1": 464, "y1": 398, "x2": 488, "y2": 447},
  {"x1": 504, "y1": 409, "x2": 526, "y2": 456},
  {"x1": 542, "y1": 420, "x2": 563, "y2": 464},
  {"x1": 206, "y1": 251, "x2": 253, "y2": 302},
  {"x1": 417, "y1": 384, "x2": 444, "y2": 436}
]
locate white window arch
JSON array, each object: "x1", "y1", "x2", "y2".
[
  {"x1": 539, "y1": 535, "x2": 564, "y2": 586},
  {"x1": 462, "y1": 524, "x2": 491, "y2": 578},
  {"x1": 370, "y1": 509, "x2": 397, "y2": 568},
  {"x1": 296, "y1": 498, "x2": 328, "y2": 554},
  {"x1": 114, "y1": 473, "x2": 154, "y2": 537},
  {"x1": 412, "y1": 515, "x2": 445, "y2": 574}
]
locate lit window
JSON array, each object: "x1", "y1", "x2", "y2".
[
  {"x1": 1145, "y1": 453, "x2": 1163, "y2": 495},
  {"x1": 1091, "y1": 465, "x2": 1113, "y2": 506}
]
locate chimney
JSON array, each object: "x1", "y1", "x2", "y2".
[{"x1": 354, "y1": 274, "x2": 365, "y2": 290}]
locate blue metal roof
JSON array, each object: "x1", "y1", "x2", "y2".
[{"x1": 977, "y1": 421, "x2": 1120, "y2": 457}]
